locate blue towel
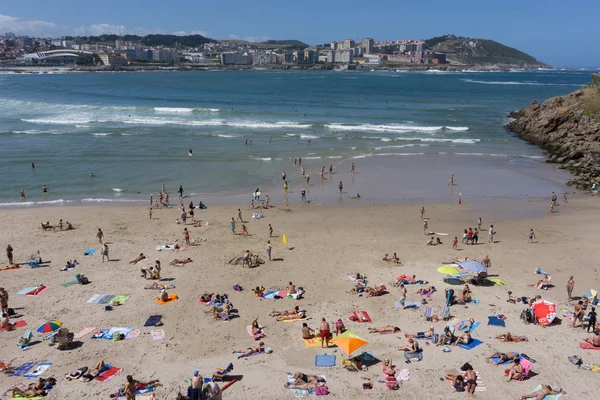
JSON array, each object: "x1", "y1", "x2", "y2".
[
  {"x1": 460, "y1": 321, "x2": 481, "y2": 332},
  {"x1": 8, "y1": 362, "x2": 36, "y2": 377},
  {"x1": 491, "y1": 354, "x2": 516, "y2": 365},
  {"x1": 457, "y1": 338, "x2": 483, "y2": 350},
  {"x1": 83, "y1": 248, "x2": 97, "y2": 255},
  {"x1": 488, "y1": 316, "x2": 506, "y2": 327},
  {"x1": 534, "y1": 267, "x2": 549, "y2": 276},
  {"x1": 315, "y1": 354, "x2": 336, "y2": 367},
  {"x1": 144, "y1": 315, "x2": 162, "y2": 327}
]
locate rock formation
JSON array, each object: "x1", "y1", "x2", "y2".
[{"x1": 506, "y1": 74, "x2": 600, "y2": 190}]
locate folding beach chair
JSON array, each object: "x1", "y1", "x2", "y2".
[
  {"x1": 212, "y1": 363, "x2": 233, "y2": 382},
  {"x1": 17, "y1": 330, "x2": 33, "y2": 348},
  {"x1": 423, "y1": 306, "x2": 433, "y2": 321},
  {"x1": 442, "y1": 306, "x2": 451, "y2": 321}
]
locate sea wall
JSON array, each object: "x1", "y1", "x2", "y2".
[{"x1": 506, "y1": 74, "x2": 600, "y2": 190}]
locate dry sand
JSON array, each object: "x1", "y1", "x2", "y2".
[{"x1": 1, "y1": 196, "x2": 599, "y2": 399}]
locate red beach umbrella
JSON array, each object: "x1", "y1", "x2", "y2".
[{"x1": 531, "y1": 300, "x2": 556, "y2": 326}]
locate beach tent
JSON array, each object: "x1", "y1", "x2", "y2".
[
  {"x1": 458, "y1": 260, "x2": 488, "y2": 274},
  {"x1": 330, "y1": 330, "x2": 368, "y2": 355},
  {"x1": 531, "y1": 300, "x2": 556, "y2": 326}
]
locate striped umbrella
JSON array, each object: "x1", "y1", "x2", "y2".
[{"x1": 37, "y1": 320, "x2": 62, "y2": 333}]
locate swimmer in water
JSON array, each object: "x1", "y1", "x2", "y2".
[
  {"x1": 189, "y1": 149, "x2": 193, "y2": 156},
  {"x1": 90, "y1": 172, "x2": 94, "y2": 177}
]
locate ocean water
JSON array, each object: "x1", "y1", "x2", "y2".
[{"x1": 0, "y1": 69, "x2": 592, "y2": 207}]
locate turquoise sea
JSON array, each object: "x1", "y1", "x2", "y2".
[{"x1": 0, "y1": 69, "x2": 592, "y2": 207}]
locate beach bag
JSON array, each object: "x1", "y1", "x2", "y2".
[{"x1": 315, "y1": 385, "x2": 328, "y2": 396}]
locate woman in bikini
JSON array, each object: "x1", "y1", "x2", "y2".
[
  {"x1": 520, "y1": 385, "x2": 562, "y2": 400},
  {"x1": 289, "y1": 372, "x2": 325, "y2": 385},
  {"x1": 233, "y1": 342, "x2": 264, "y2": 359}
]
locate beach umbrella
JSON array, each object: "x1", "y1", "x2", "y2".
[
  {"x1": 330, "y1": 330, "x2": 368, "y2": 355},
  {"x1": 282, "y1": 233, "x2": 287, "y2": 245},
  {"x1": 437, "y1": 265, "x2": 460, "y2": 275},
  {"x1": 531, "y1": 300, "x2": 557, "y2": 326},
  {"x1": 458, "y1": 260, "x2": 488, "y2": 274},
  {"x1": 37, "y1": 320, "x2": 62, "y2": 333}
]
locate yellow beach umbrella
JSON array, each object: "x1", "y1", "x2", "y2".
[
  {"x1": 330, "y1": 330, "x2": 368, "y2": 355},
  {"x1": 437, "y1": 265, "x2": 460, "y2": 275}
]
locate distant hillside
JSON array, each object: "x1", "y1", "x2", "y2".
[
  {"x1": 218, "y1": 39, "x2": 308, "y2": 50},
  {"x1": 261, "y1": 40, "x2": 308, "y2": 49},
  {"x1": 141, "y1": 34, "x2": 215, "y2": 47},
  {"x1": 425, "y1": 34, "x2": 548, "y2": 67}
]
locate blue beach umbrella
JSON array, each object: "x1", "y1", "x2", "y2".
[{"x1": 458, "y1": 260, "x2": 487, "y2": 274}]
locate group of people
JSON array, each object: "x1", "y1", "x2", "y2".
[{"x1": 40, "y1": 220, "x2": 74, "y2": 231}]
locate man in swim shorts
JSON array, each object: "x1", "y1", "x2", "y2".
[{"x1": 320, "y1": 318, "x2": 330, "y2": 348}]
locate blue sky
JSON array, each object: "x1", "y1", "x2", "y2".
[{"x1": 1, "y1": 0, "x2": 598, "y2": 67}]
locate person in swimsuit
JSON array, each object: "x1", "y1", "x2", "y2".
[
  {"x1": 520, "y1": 385, "x2": 562, "y2": 400},
  {"x1": 129, "y1": 253, "x2": 146, "y2": 264},
  {"x1": 233, "y1": 342, "x2": 264, "y2": 359},
  {"x1": 289, "y1": 372, "x2": 325, "y2": 385},
  {"x1": 301, "y1": 322, "x2": 315, "y2": 339},
  {"x1": 80, "y1": 360, "x2": 106, "y2": 382},
  {"x1": 335, "y1": 319, "x2": 346, "y2": 336},
  {"x1": 506, "y1": 358, "x2": 524, "y2": 381},
  {"x1": 320, "y1": 318, "x2": 330, "y2": 348},
  {"x1": 489, "y1": 351, "x2": 520, "y2": 364},
  {"x1": 368, "y1": 325, "x2": 400, "y2": 333},
  {"x1": 65, "y1": 367, "x2": 89, "y2": 380},
  {"x1": 404, "y1": 326, "x2": 434, "y2": 338},
  {"x1": 454, "y1": 331, "x2": 472, "y2": 347},
  {"x1": 496, "y1": 333, "x2": 528, "y2": 342},
  {"x1": 566, "y1": 276, "x2": 574, "y2": 301},
  {"x1": 528, "y1": 229, "x2": 536, "y2": 243},
  {"x1": 462, "y1": 363, "x2": 477, "y2": 395}
]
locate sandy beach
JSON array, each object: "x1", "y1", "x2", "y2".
[{"x1": 1, "y1": 193, "x2": 599, "y2": 399}]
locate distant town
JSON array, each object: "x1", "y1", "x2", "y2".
[{"x1": 0, "y1": 32, "x2": 449, "y2": 69}]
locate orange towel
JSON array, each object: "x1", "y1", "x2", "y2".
[{"x1": 154, "y1": 294, "x2": 179, "y2": 305}]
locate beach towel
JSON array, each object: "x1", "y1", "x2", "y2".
[
  {"x1": 395, "y1": 301, "x2": 422, "y2": 309},
  {"x1": 534, "y1": 267, "x2": 549, "y2": 276},
  {"x1": 529, "y1": 385, "x2": 562, "y2": 400},
  {"x1": 74, "y1": 327, "x2": 96, "y2": 338},
  {"x1": 0, "y1": 265, "x2": 20, "y2": 272},
  {"x1": 262, "y1": 290, "x2": 279, "y2": 299},
  {"x1": 90, "y1": 329, "x2": 110, "y2": 340},
  {"x1": 25, "y1": 286, "x2": 49, "y2": 296},
  {"x1": 24, "y1": 362, "x2": 52, "y2": 378},
  {"x1": 457, "y1": 338, "x2": 483, "y2": 350},
  {"x1": 0, "y1": 320, "x2": 26, "y2": 332},
  {"x1": 144, "y1": 315, "x2": 163, "y2": 327},
  {"x1": 486, "y1": 277, "x2": 506, "y2": 286},
  {"x1": 156, "y1": 245, "x2": 176, "y2": 251},
  {"x1": 83, "y1": 248, "x2": 97, "y2": 256},
  {"x1": 154, "y1": 294, "x2": 178, "y2": 305},
  {"x1": 126, "y1": 330, "x2": 140, "y2": 339},
  {"x1": 468, "y1": 297, "x2": 480, "y2": 305},
  {"x1": 16, "y1": 287, "x2": 36, "y2": 295},
  {"x1": 115, "y1": 388, "x2": 155, "y2": 399},
  {"x1": 88, "y1": 294, "x2": 116, "y2": 304},
  {"x1": 450, "y1": 371, "x2": 486, "y2": 392},
  {"x1": 281, "y1": 317, "x2": 306, "y2": 323},
  {"x1": 315, "y1": 354, "x2": 336, "y2": 367},
  {"x1": 111, "y1": 295, "x2": 129, "y2": 305},
  {"x1": 287, "y1": 374, "x2": 326, "y2": 395},
  {"x1": 349, "y1": 311, "x2": 372, "y2": 322},
  {"x1": 106, "y1": 327, "x2": 133, "y2": 340},
  {"x1": 580, "y1": 342, "x2": 600, "y2": 350},
  {"x1": 247, "y1": 325, "x2": 265, "y2": 340},
  {"x1": 303, "y1": 336, "x2": 335, "y2": 348},
  {"x1": 491, "y1": 354, "x2": 516, "y2": 365},
  {"x1": 8, "y1": 362, "x2": 36, "y2": 377},
  {"x1": 488, "y1": 316, "x2": 506, "y2": 327},
  {"x1": 96, "y1": 366, "x2": 122, "y2": 382},
  {"x1": 61, "y1": 280, "x2": 78, "y2": 287},
  {"x1": 151, "y1": 329, "x2": 165, "y2": 340}
]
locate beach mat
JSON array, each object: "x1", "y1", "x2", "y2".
[
  {"x1": 0, "y1": 320, "x2": 27, "y2": 332},
  {"x1": 491, "y1": 354, "x2": 515, "y2": 365},
  {"x1": 88, "y1": 294, "x2": 115, "y2": 304},
  {"x1": 349, "y1": 311, "x2": 372, "y2": 322},
  {"x1": 247, "y1": 325, "x2": 265, "y2": 340},
  {"x1": 488, "y1": 316, "x2": 506, "y2": 327},
  {"x1": 580, "y1": 342, "x2": 600, "y2": 350},
  {"x1": 315, "y1": 354, "x2": 336, "y2": 367},
  {"x1": 16, "y1": 287, "x2": 36, "y2": 295},
  {"x1": 26, "y1": 286, "x2": 49, "y2": 296},
  {"x1": 61, "y1": 280, "x2": 78, "y2": 287},
  {"x1": 144, "y1": 315, "x2": 163, "y2": 327},
  {"x1": 457, "y1": 338, "x2": 483, "y2": 350},
  {"x1": 8, "y1": 362, "x2": 36, "y2": 377},
  {"x1": 151, "y1": 329, "x2": 165, "y2": 340},
  {"x1": 24, "y1": 362, "x2": 52, "y2": 379},
  {"x1": 83, "y1": 248, "x2": 97, "y2": 256},
  {"x1": 529, "y1": 385, "x2": 562, "y2": 400},
  {"x1": 303, "y1": 336, "x2": 334, "y2": 348},
  {"x1": 96, "y1": 366, "x2": 122, "y2": 382},
  {"x1": 281, "y1": 317, "x2": 306, "y2": 323},
  {"x1": 74, "y1": 327, "x2": 96, "y2": 338},
  {"x1": 395, "y1": 301, "x2": 422, "y2": 309},
  {"x1": 154, "y1": 294, "x2": 178, "y2": 305}
]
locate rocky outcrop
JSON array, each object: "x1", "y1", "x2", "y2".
[{"x1": 506, "y1": 74, "x2": 600, "y2": 190}]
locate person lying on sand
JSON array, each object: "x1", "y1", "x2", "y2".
[
  {"x1": 65, "y1": 366, "x2": 89, "y2": 381},
  {"x1": 29, "y1": 284, "x2": 46, "y2": 295},
  {"x1": 233, "y1": 342, "x2": 265, "y2": 359},
  {"x1": 129, "y1": 253, "x2": 146, "y2": 264},
  {"x1": 289, "y1": 372, "x2": 325, "y2": 385},
  {"x1": 417, "y1": 286, "x2": 436, "y2": 295},
  {"x1": 145, "y1": 282, "x2": 175, "y2": 290},
  {"x1": 520, "y1": 384, "x2": 563, "y2": 400},
  {"x1": 453, "y1": 331, "x2": 472, "y2": 347},
  {"x1": 276, "y1": 311, "x2": 306, "y2": 321},
  {"x1": 489, "y1": 352, "x2": 520, "y2": 364},
  {"x1": 11, "y1": 387, "x2": 47, "y2": 398},
  {"x1": 170, "y1": 257, "x2": 192, "y2": 266},
  {"x1": 496, "y1": 332, "x2": 528, "y2": 342},
  {"x1": 270, "y1": 306, "x2": 304, "y2": 318},
  {"x1": 199, "y1": 293, "x2": 214, "y2": 303},
  {"x1": 251, "y1": 317, "x2": 263, "y2": 335},
  {"x1": 158, "y1": 290, "x2": 170, "y2": 302},
  {"x1": 367, "y1": 285, "x2": 386, "y2": 297},
  {"x1": 405, "y1": 326, "x2": 434, "y2": 338},
  {"x1": 583, "y1": 333, "x2": 600, "y2": 347},
  {"x1": 458, "y1": 317, "x2": 475, "y2": 332},
  {"x1": 349, "y1": 282, "x2": 367, "y2": 295},
  {"x1": 80, "y1": 360, "x2": 105, "y2": 382},
  {"x1": 368, "y1": 325, "x2": 400, "y2": 333},
  {"x1": 427, "y1": 237, "x2": 436, "y2": 246}
]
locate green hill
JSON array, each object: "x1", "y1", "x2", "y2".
[{"x1": 425, "y1": 34, "x2": 547, "y2": 67}]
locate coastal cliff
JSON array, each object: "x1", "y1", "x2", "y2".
[{"x1": 506, "y1": 74, "x2": 600, "y2": 189}]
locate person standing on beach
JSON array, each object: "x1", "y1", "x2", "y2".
[
  {"x1": 338, "y1": 181, "x2": 343, "y2": 194},
  {"x1": 268, "y1": 224, "x2": 273, "y2": 237},
  {"x1": 183, "y1": 228, "x2": 190, "y2": 246},
  {"x1": 161, "y1": 184, "x2": 165, "y2": 193},
  {"x1": 306, "y1": 175, "x2": 310, "y2": 184},
  {"x1": 237, "y1": 209, "x2": 243, "y2": 223},
  {"x1": 320, "y1": 318, "x2": 330, "y2": 348},
  {"x1": 181, "y1": 209, "x2": 187, "y2": 225},
  {"x1": 448, "y1": 175, "x2": 454, "y2": 186},
  {"x1": 567, "y1": 276, "x2": 574, "y2": 301},
  {"x1": 124, "y1": 375, "x2": 139, "y2": 400},
  {"x1": 298, "y1": 157, "x2": 302, "y2": 165},
  {"x1": 6, "y1": 244, "x2": 13, "y2": 266},
  {"x1": 101, "y1": 243, "x2": 109, "y2": 262},
  {"x1": 420, "y1": 207, "x2": 425, "y2": 219},
  {"x1": 149, "y1": 194, "x2": 153, "y2": 206},
  {"x1": 488, "y1": 225, "x2": 495, "y2": 243},
  {"x1": 452, "y1": 237, "x2": 458, "y2": 250},
  {"x1": 301, "y1": 189, "x2": 306, "y2": 203},
  {"x1": 96, "y1": 229, "x2": 104, "y2": 244},
  {"x1": 283, "y1": 181, "x2": 289, "y2": 192},
  {"x1": 149, "y1": 207, "x2": 152, "y2": 219},
  {"x1": 0, "y1": 287, "x2": 8, "y2": 316},
  {"x1": 329, "y1": 164, "x2": 333, "y2": 175},
  {"x1": 528, "y1": 229, "x2": 536, "y2": 243},
  {"x1": 477, "y1": 217, "x2": 482, "y2": 230},
  {"x1": 230, "y1": 218, "x2": 236, "y2": 235},
  {"x1": 423, "y1": 220, "x2": 429, "y2": 235},
  {"x1": 351, "y1": 163, "x2": 355, "y2": 174},
  {"x1": 178, "y1": 185, "x2": 184, "y2": 197},
  {"x1": 563, "y1": 193, "x2": 568, "y2": 204},
  {"x1": 266, "y1": 240, "x2": 272, "y2": 261}
]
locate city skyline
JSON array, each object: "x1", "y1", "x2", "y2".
[{"x1": 1, "y1": 0, "x2": 599, "y2": 67}]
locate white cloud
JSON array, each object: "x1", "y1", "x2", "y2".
[
  {"x1": 243, "y1": 35, "x2": 272, "y2": 43},
  {"x1": 0, "y1": 14, "x2": 62, "y2": 37}
]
